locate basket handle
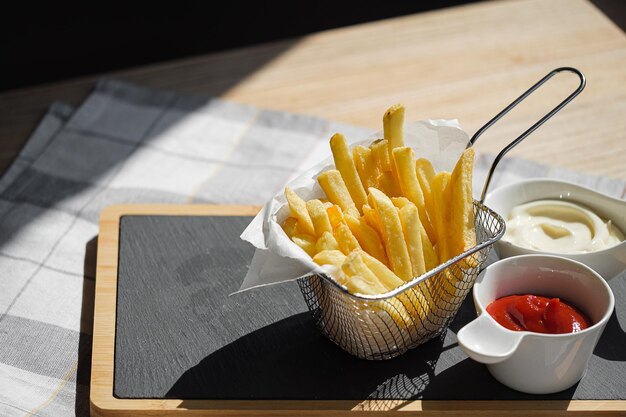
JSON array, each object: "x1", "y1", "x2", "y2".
[{"x1": 468, "y1": 67, "x2": 586, "y2": 203}]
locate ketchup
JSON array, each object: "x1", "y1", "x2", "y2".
[{"x1": 486, "y1": 295, "x2": 591, "y2": 334}]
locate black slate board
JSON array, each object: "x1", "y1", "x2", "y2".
[{"x1": 114, "y1": 215, "x2": 626, "y2": 400}]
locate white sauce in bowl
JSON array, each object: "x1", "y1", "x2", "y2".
[{"x1": 503, "y1": 200, "x2": 624, "y2": 254}]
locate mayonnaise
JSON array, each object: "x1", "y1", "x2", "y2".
[{"x1": 503, "y1": 199, "x2": 624, "y2": 254}]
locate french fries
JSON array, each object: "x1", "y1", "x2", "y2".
[
  {"x1": 326, "y1": 204, "x2": 345, "y2": 229},
  {"x1": 384, "y1": 104, "x2": 405, "y2": 159},
  {"x1": 353, "y1": 146, "x2": 379, "y2": 190},
  {"x1": 280, "y1": 104, "x2": 477, "y2": 335},
  {"x1": 398, "y1": 204, "x2": 426, "y2": 277},
  {"x1": 345, "y1": 215, "x2": 388, "y2": 265},
  {"x1": 393, "y1": 147, "x2": 436, "y2": 244},
  {"x1": 430, "y1": 171, "x2": 452, "y2": 262},
  {"x1": 341, "y1": 251, "x2": 388, "y2": 295},
  {"x1": 415, "y1": 157, "x2": 436, "y2": 212},
  {"x1": 334, "y1": 224, "x2": 361, "y2": 255},
  {"x1": 384, "y1": 104, "x2": 405, "y2": 188},
  {"x1": 358, "y1": 249, "x2": 404, "y2": 290},
  {"x1": 291, "y1": 234, "x2": 316, "y2": 257},
  {"x1": 281, "y1": 217, "x2": 300, "y2": 238},
  {"x1": 306, "y1": 199, "x2": 333, "y2": 235},
  {"x1": 316, "y1": 231, "x2": 339, "y2": 252},
  {"x1": 285, "y1": 187, "x2": 316, "y2": 236},
  {"x1": 449, "y1": 148, "x2": 477, "y2": 266},
  {"x1": 330, "y1": 133, "x2": 368, "y2": 211},
  {"x1": 377, "y1": 171, "x2": 403, "y2": 197},
  {"x1": 317, "y1": 170, "x2": 360, "y2": 218},
  {"x1": 362, "y1": 204, "x2": 382, "y2": 235},
  {"x1": 368, "y1": 187, "x2": 413, "y2": 281},
  {"x1": 313, "y1": 249, "x2": 346, "y2": 269},
  {"x1": 370, "y1": 139, "x2": 392, "y2": 173},
  {"x1": 391, "y1": 197, "x2": 438, "y2": 270}
]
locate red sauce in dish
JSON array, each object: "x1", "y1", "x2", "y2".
[{"x1": 486, "y1": 295, "x2": 591, "y2": 334}]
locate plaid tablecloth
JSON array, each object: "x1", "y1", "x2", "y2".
[{"x1": 1, "y1": 79, "x2": 624, "y2": 416}]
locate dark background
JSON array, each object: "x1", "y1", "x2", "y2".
[{"x1": 2, "y1": 1, "x2": 624, "y2": 92}]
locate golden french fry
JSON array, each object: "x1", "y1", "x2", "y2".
[
  {"x1": 352, "y1": 145, "x2": 367, "y2": 173},
  {"x1": 359, "y1": 248, "x2": 427, "y2": 329},
  {"x1": 333, "y1": 270, "x2": 352, "y2": 288},
  {"x1": 419, "y1": 223, "x2": 439, "y2": 272},
  {"x1": 370, "y1": 139, "x2": 392, "y2": 173},
  {"x1": 284, "y1": 187, "x2": 316, "y2": 236},
  {"x1": 317, "y1": 170, "x2": 360, "y2": 218},
  {"x1": 393, "y1": 147, "x2": 437, "y2": 245},
  {"x1": 405, "y1": 288, "x2": 431, "y2": 325},
  {"x1": 345, "y1": 215, "x2": 388, "y2": 266},
  {"x1": 398, "y1": 204, "x2": 426, "y2": 277},
  {"x1": 334, "y1": 223, "x2": 361, "y2": 255},
  {"x1": 421, "y1": 164, "x2": 441, "y2": 249},
  {"x1": 449, "y1": 148, "x2": 477, "y2": 265},
  {"x1": 313, "y1": 249, "x2": 346, "y2": 269},
  {"x1": 427, "y1": 268, "x2": 462, "y2": 315},
  {"x1": 343, "y1": 275, "x2": 384, "y2": 296},
  {"x1": 376, "y1": 171, "x2": 402, "y2": 197},
  {"x1": 383, "y1": 104, "x2": 405, "y2": 159},
  {"x1": 330, "y1": 133, "x2": 368, "y2": 211},
  {"x1": 314, "y1": 251, "x2": 353, "y2": 295},
  {"x1": 281, "y1": 217, "x2": 300, "y2": 238},
  {"x1": 383, "y1": 103, "x2": 405, "y2": 186},
  {"x1": 415, "y1": 157, "x2": 436, "y2": 212},
  {"x1": 391, "y1": 196, "x2": 411, "y2": 208},
  {"x1": 409, "y1": 282, "x2": 443, "y2": 334},
  {"x1": 362, "y1": 204, "x2": 383, "y2": 236},
  {"x1": 394, "y1": 198, "x2": 437, "y2": 270},
  {"x1": 316, "y1": 231, "x2": 339, "y2": 252},
  {"x1": 368, "y1": 187, "x2": 413, "y2": 281},
  {"x1": 394, "y1": 198, "x2": 438, "y2": 270},
  {"x1": 326, "y1": 204, "x2": 345, "y2": 229},
  {"x1": 358, "y1": 250, "x2": 404, "y2": 290},
  {"x1": 291, "y1": 234, "x2": 317, "y2": 258},
  {"x1": 378, "y1": 297, "x2": 414, "y2": 331},
  {"x1": 353, "y1": 145, "x2": 379, "y2": 189},
  {"x1": 392, "y1": 147, "x2": 424, "y2": 205},
  {"x1": 341, "y1": 251, "x2": 387, "y2": 295},
  {"x1": 431, "y1": 172, "x2": 452, "y2": 263},
  {"x1": 306, "y1": 199, "x2": 332, "y2": 235},
  {"x1": 427, "y1": 169, "x2": 467, "y2": 304}
]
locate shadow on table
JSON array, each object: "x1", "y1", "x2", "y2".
[{"x1": 167, "y1": 312, "x2": 445, "y2": 402}]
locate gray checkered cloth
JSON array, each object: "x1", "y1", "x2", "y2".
[{"x1": 1, "y1": 79, "x2": 624, "y2": 416}]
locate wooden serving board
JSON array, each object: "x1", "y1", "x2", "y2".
[{"x1": 91, "y1": 204, "x2": 626, "y2": 416}]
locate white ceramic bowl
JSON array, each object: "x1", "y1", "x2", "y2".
[
  {"x1": 484, "y1": 179, "x2": 626, "y2": 280},
  {"x1": 457, "y1": 255, "x2": 614, "y2": 394}
]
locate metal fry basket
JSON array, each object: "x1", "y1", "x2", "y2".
[{"x1": 297, "y1": 67, "x2": 587, "y2": 360}]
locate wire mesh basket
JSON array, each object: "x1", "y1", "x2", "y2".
[
  {"x1": 297, "y1": 67, "x2": 586, "y2": 360},
  {"x1": 298, "y1": 201, "x2": 505, "y2": 360}
]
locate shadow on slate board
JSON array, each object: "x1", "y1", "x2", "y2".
[
  {"x1": 114, "y1": 215, "x2": 626, "y2": 402},
  {"x1": 167, "y1": 312, "x2": 444, "y2": 400},
  {"x1": 166, "y1": 296, "x2": 581, "y2": 402}
]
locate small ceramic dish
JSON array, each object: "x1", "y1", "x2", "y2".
[
  {"x1": 457, "y1": 254, "x2": 614, "y2": 394},
  {"x1": 483, "y1": 178, "x2": 626, "y2": 279}
]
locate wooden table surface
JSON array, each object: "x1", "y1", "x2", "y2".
[{"x1": 1, "y1": 0, "x2": 625, "y2": 182}]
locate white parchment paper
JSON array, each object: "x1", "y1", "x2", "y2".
[{"x1": 238, "y1": 120, "x2": 470, "y2": 292}]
